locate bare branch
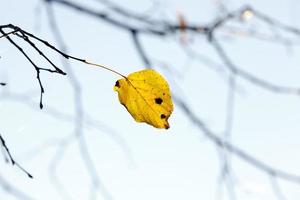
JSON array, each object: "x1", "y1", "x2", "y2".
[{"x1": 0, "y1": 134, "x2": 33, "y2": 178}]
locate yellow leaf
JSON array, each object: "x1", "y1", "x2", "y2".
[{"x1": 114, "y1": 69, "x2": 173, "y2": 129}]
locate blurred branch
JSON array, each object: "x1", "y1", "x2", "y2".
[
  {"x1": 251, "y1": 8, "x2": 300, "y2": 36},
  {"x1": 269, "y1": 176, "x2": 287, "y2": 200},
  {"x1": 95, "y1": 0, "x2": 160, "y2": 25},
  {"x1": 45, "y1": 0, "x2": 300, "y2": 95},
  {"x1": 216, "y1": 75, "x2": 237, "y2": 200},
  {"x1": 211, "y1": 37, "x2": 300, "y2": 95},
  {"x1": 97, "y1": 0, "x2": 300, "y2": 186},
  {"x1": 174, "y1": 96, "x2": 300, "y2": 183},
  {"x1": 0, "y1": 174, "x2": 33, "y2": 200},
  {"x1": 0, "y1": 89, "x2": 133, "y2": 163},
  {"x1": 131, "y1": 14, "x2": 300, "y2": 186},
  {"x1": 131, "y1": 30, "x2": 151, "y2": 67},
  {"x1": 45, "y1": 0, "x2": 165, "y2": 35},
  {"x1": 45, "y1": 4, "x2": 114, "y2": 199},
  {"x1": 49, "y1": 0, "x2": 300, "y2": 194}
]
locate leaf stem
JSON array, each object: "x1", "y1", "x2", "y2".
[{"x1": 84, "y1": 60, "x2": 126, "y2": 78}]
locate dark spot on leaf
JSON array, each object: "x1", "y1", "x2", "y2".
[
  {"x1": 163, "y1": 93, "x2": 165, "y2": 96},
  {"x1": 115, "y1": 80, "x2": 120, "y2": 88},
  {"x1": 155, "y1": 97, "x2": 163, "y2": 104},
  {"x1": 160, "y1": 114, "x2": 166, "y2": 119}
]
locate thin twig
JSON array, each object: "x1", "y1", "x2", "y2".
[{"x1": 0, "y1": 134, "x2": 33, "y2": 178}]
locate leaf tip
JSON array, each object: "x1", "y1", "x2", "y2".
[{"x1": 164, "y1": 124, "x2": 170, "y2": 129}]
